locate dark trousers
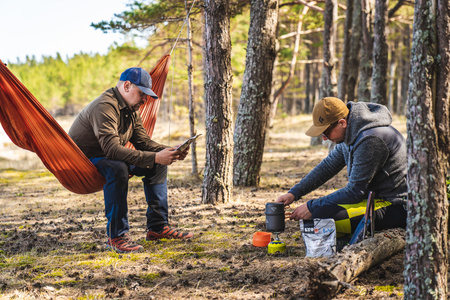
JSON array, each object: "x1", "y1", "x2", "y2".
[{"x1": 90, "y1": 157, "x2": 168, "y2": 238}]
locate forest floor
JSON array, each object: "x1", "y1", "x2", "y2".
[{"x1": 0, "y1": 114, "x2": 415, "y2": 299}]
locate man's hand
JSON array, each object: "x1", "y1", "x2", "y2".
[
  {"x1": 289, "y1": 203, "x2": 312, "y2": 221},
  {"x1": 174, "y1": 145, "x2": 189, "y2": 161},
  {"x1": 276, "y1": 193, "x2": 295, "y2": 207},
  {"x1": 155, "y1": 147, "x2": 180, "y2": 165}
]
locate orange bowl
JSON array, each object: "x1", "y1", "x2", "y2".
[{"x1": 253, "y1": 232, "x2": 271, "y2": 247}]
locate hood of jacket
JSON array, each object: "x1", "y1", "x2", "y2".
[{"x1": 344, "y1": 101, "x2": 392, "y2": 145}]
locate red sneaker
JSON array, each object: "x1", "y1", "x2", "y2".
[
  {"x1": 146, "y1": 225, "x2": 193, "y2": 241},
  {"x1": 107, "y1": 234, "x2": 143, "y2": 253}
]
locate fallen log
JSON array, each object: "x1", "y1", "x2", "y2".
[
  {"x1": 296, "y1": 228, "x2": 406, "y2": 299},
  {"x1": 325, "y1": 228, "x2": 406, "y2": 283}
]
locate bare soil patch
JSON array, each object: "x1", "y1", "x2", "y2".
[{"x1": 0, "y1": 115, "x2": 408, "y2": 299}]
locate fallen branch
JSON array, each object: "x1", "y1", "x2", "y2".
[
  {"x1": 295, "y1": 228, "x2": 406, "y2": 299},
  {"x1": 325, "y1": 228, "x2": 406, "y2": 283}
]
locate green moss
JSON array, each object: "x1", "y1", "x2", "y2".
[
  {"x1": 374, "y1": 285, "x2": 396, "y2": 292},
  {"x1": 49, "y1": 269, "x2": 64, "y2": 277},
  {"x1": 75, "y1": 242, "x2": 98, "y2": 251},
  {"x1": 78, "y1": 257, "x2": 122, "y2": 269},
  {"x1": 140, "y1": 272, "x2": 161, "y2": 281},
  {"x1": 152, "y1": 251, "x2": 190, "y2": 261},
  {"x1": 55, "y1": 279, "x2": 79, "y2": 287},
  {"x1": 34, "y1": 269, "x2": 64, "y2": 280},
  {"x1": 203, "y1": 231, "x2": 238, "y2": 239},
  {"x1": 292, "y1": 232, "x2": 302, "y2": 239},
  {"x1": 0, "y1": 232, "x2": 13, "y2": 239},
  {"x1": 190, "y1": 245, "x2": 205, "y2": 253},
  {"x1": 219, "y1": 266, "x2": 230, "y2": 272},
  {"x1": 76, "y1": 295, "x2": 106, "y2": 300},
  {"x1": 8, "y1": 255, "x2": 36, "y2": 268}
]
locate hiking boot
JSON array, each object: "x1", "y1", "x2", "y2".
[
  {"x1": 146, "y1": 225, "x2": 193, "y2": 241},
  {"x1": 106, "y1": 233, "x2": 144, "y2": 253}
]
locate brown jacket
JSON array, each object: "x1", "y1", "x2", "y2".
[{"x1": 68, "y1": 87, "x2": 166, "y2": 169}]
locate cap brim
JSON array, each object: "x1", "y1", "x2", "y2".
[
  {"x1": 137, "y1": 86, "x2": 158, "y2": 99},
  {"x1": 305, "y1": 124, "x2": 329, "y2": 137}
]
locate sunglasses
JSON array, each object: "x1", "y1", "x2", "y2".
[{"x1": 321, "y1": 121, "x2": 339, "y2": 139}]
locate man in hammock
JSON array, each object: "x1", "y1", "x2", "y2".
[
  {"x1": 276, "y1": 97, "x2": 407, "y2": 238},
  {"x1": 69, "y1": 67, "x2": 193, "y2": 253}
]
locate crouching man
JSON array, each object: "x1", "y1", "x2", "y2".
[{"x1": 277, "y1": 97, "x2": 407, "y2": 236}]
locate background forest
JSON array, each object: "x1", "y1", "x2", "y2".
[
  {"x1": 7, "y1": 0, "x2": 413, "y2": 121},
  {"x1": 2, "y1": 0, "x2": 449, "y2": 298}
]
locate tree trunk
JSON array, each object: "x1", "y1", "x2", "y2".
[
  {"x1": 233, "y1": 0, "x2": 278, "y2": 186},
  {"x1": 346, "y1": 0, "x2": 362, "y2": 103},
  {"x1": 268, "y1": 3, "x2": 309, "y2": 128},
  {"x1": 370, "y1": 0, "x2": 389, "y2": 105},
  {"x1": 398, "y1": 24, "x2": 411, "y2": 116},
  {"x1": 304, "y1": 58, "x2": 312, "y2": 113},
  {"x1": 321, "y1": 0, "x2": 338, "y2": 98},
  {"x1": 202, "y1": 0, "x2": 234, "y2": 204},
  {"x1": 358, "y1": 0, "x2": 375, "y2": 102},
  {"x1": 387, "y1": 41, "x2": 397, "y2": 112},
  {"x1": 404, "y1": 0, "x2": 450, "y2": 297},
  {"x1": 310, "y1": 43, "x2": 322, "y2": 146},
  {"x1": 185, "y1": 1, "x2": 199, "y2": 176},
  {"x1": 317, "y1": 0, "x2": 338, "y2": 150},
  {"x1": 396, "y1": 34, "x2": 405, "y2": 116},
  {"x1": 337, "y1": 0, "x2": 354, "y2": 102}
]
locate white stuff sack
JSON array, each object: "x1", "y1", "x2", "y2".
[{"x1": 300, "y1": 218, "x2": 336, "y2": 257}]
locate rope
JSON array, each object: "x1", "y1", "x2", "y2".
[
  {"x1": 168, "y1": 50, "x2": 174, "y2": 146},
  {"x1": 170, "y1": 0, "x2": 197, "y2": 55},
  {"x1": 168, "y1": 0, "x2": 197, "y2": 146}
]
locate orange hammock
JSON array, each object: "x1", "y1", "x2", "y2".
[{"x1": 0, "y1": 54, "x2": 171, "y2": 194}]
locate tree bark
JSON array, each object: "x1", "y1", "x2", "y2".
[
  {"x1": 202, "y1": 0, "x2": 234, "y2": 204},
  {"x1": 320, "y1": 0, "x2": 338, "y2": 98},
  {"x1": 346, "y1": 0, "x2": 361, "y2": 103},
  {"x1": 337, "y1": 0, "x2": 354, "y2": 102},
  {"x1": 233, "y1": 0, "x2": 278, "y2": 186},
  {"x1": 404, "y1": 0, "x2": 450, "y2": 297},
  {"x1": 358, "y1": 0, "x2": 375, "y2": 102},
  {"x1": 370, "y1": 0, "x2": 389, "y2": 105}
]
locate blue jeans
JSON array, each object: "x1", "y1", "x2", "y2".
[{"x1": 90, "y1": 157, "x2": 168, "y2": 238}]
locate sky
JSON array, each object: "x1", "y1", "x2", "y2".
[{"x1": 0, "y1": 0, "x2": 144, "y2": 64}]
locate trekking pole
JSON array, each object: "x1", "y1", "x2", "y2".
[
  {"x1": 369, "y1": 192, "x2": 375, "y2": 237},
  {"x1": 362, "y1": 191, "x2": 374, "y2": 240}
]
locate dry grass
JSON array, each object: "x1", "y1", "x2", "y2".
[{"x1": 0, "y1": 114, "x2": 408, "y2": 299}]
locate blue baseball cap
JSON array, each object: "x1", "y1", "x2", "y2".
[{"x1": 120, "y1": 67, "x2": 158, "y2": 99}]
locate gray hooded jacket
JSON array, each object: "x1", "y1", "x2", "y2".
[{"x1": 288, "y1": 102, "x2": 407, "y2": 212}]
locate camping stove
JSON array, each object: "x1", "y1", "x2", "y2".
[{"x1": 265, "y1": 202, "x2": 286, "y2": 253}]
